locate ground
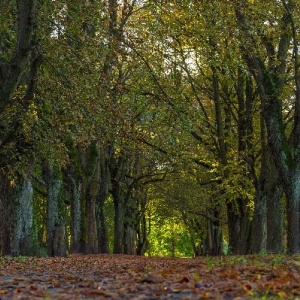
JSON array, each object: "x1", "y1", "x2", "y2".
[{"x1": 0, "y1": 254, "x2": 300, "y2": 299}]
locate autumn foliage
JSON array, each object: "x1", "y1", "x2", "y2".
[{"x1": 2, "y1": 0, "x2": 300, "y2": 265}]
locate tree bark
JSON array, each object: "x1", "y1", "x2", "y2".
[
  {"x1": 251, "y1": 113, "x2": 267, "y2": 254},
  {"x1": 124, "y1": 195, "x2": 137, "y2": 255},
  {"x1": 14, "y1": 179, "x2": 40, "y2": 256},
  {"x1": 266, "y1": 150, "x2": 284, "y2": 253},
  {"x1": 85, "y1": 176, "x2": 99, "y2": 254},
  {"x1": 251, "y1": 184, "x2": 267, "y2": 253},
  {"x1": 67, "y1": 165, "x2": 83, "y2": 253},
  {"x1": 0, "y1": 172, "x2": 15, "y2": 255},
  {"x1": 111, "y1": 177, "x2": 124, "y2": 254},
  {"x1": 43, "y1": 163, "x2": 66, "y2": 257},
  {"x1": 204, "y1": 208, "x2": 223, "y2": 256},
  {"x1": 97, "y1": 146, "x2": 110, "y2": 253},
  {"x1": 84, "y1": 144, "x2": 100, "y2": 254},
  {"x1": 0, "y1": 173, "x2": 41, "y2": 256},
  {"x1": 136, "y1": 191, "x2": 149, "y2": 255}
]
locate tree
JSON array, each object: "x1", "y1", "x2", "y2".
[
  {"x1": 2, "y1": 0, "x2": 299, "y2": 257},
  {"x1": 0, "y1": 0, "x2": 43, "y2": 256},
  {"x1": 235, "y1": 0, "x2": 300, "y2": 253}
]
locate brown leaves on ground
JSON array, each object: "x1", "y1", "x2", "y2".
[{"x1": 0, "y1": 254, "x2": 300, "y2": 299}]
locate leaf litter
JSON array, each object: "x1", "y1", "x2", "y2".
[{"x1": 0, "y1": 254, "x2": 300, "y2": 299}]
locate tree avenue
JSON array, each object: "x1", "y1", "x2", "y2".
[{"x1": 0, "y1": 0, "x2": 299, "y2": 256}]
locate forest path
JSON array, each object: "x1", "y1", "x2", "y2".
[{"x1": 0, "y1": 254, "x2": 299, "y2": 299}]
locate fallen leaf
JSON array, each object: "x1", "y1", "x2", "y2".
[
  {"x1": 179, "y1": 276, "x2": 189, "y2": 283},
  {"x1": 140, "y1": 273, "x2": 162, "y2": 284}
]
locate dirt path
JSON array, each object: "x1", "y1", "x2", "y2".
[{"x1": 0, "y1": 254, "x2": 300, "y2": 299}]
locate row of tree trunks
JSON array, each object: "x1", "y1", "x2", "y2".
[
  {"x1": 227, "y1": 200, "x2": 252, "y2": 255},
  {"x1": 0, "y1": 146, "x2": 150, "y2": 257},
  {"x1": 66, "y1": 144, "x2": 110, "y2": 255},
  {"x1": 211, "y1": 58, "x2": 285, "y2": 255},
  {"x1": 236, "y1": 0, "x2": 298, "y2": 254},
  {"x1": 66, "y1": 142, "x2": 147, "y2": 256},
  {"x1": 204, "y1": 208, "x2": 223, "y2": 256},
  {"x1": 251, "y1": 124, "x2": 284, "y2": 254}
]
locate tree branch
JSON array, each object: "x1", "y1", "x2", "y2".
[{"x1": 0, "y1": 0, "x2": 36, "y2": 114}]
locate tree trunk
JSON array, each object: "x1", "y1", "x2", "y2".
[
  {"x1": 97, "y1": 191, "x2": 109, "y2": 253},
  {"x1": 266, "y1": 151, "x2": 284, "y2": 253},
  {"x1": 14, "y1": 178, "x2": 42, "y2": 256},
  {"x1": 43, "y1": 163, "x2": 66, "y2": 257},
  {"x1": 123, "y1": 194, "x2": 137, "y2": 255},
  {"x1": 84, "y1": 144, "x2": 100, "y2": 254},
  {"x1": 97, "y1": 146, "x2": 110, "y2": 253},
  {"x1": 85, "y1": 177, "x2": 99, "y2": 254},
  {"x1": 0, "y1": 0, "x2": 40, "y2": 256},
  {"x1": 263, "y1": 94, "x2": 300, "y2": 253},
  {"x1": 0, "y1": 173, "x2": 41, "y2": 256},
  {"x1": 124, "y1": 226, "x2": 136, "y2": 255},
  {"x1": 136, "y1": 214, "x2": 148, "y2": 255},
  {"x1": 204, "y1": 208, "x2": 223, "y2": 256},
  {"x1": 0, "y1": 172, "x2": 15, "y2": 255},
  {"x1": 75, "y1": 143, "x2": 101, "y2": 254},
  {"x1": 112, "y1": 180, "x2": 124, "y2": 254},
  {"x1": 68, "y1": 171, "x2": 82, "y2": 253},
  {"x1": 109, "y1": 152, "x2": 127, "y2": 254},
  {"x1": 251, "y1": 113, "x2": 267, "y2": 254},
  {"x1": 251, "y1": 184, "x2": 267, "y2": 253},
  {"x1": 227, "y1": 199, "x2": 252, "y2": 255},
  {"x1": 136, "y1": 192, "x2": 149, "y2": 255}
]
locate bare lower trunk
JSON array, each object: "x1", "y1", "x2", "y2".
[
  {"x1": 43, "y1": 164, "x2": 66, "y2": 257},
  {"x1": 0, "y1": 174, "x2": 41, "y2": 256},
  {"x1": 14, "y1": 179, "x2": 42, "y2": 256},
  {"x1": 204, "y1": 209, "x2": 223, "y2": 256},
  {"x1": 136, "y1": 214, "x2": 148, "y2": 255},
  {"x1": 124, "y1": 226, "x2": 136, "y2": 255},
  {"x1": 69, "y1": 177, "x2": 82, "y2": 253},
  {"x1": 251, "y1": 186, "x2": 267, "y2": 253},
  {"x1": 85, "y1": 172, "x2": 99, "y2": 254},
  {"x1": 266, "y1": 149, "x2": 284, "y2": 253},
  {"x1": 86, "y1": 189, "x2": 98, "y2": 254},
  {"x1": 97, "y1": 200, "x2": 109, "y2": 253},
  {"x1": 124, "y1": 196, "x2": 137, "y2": 255},
  {"x1": 0, "y1": 173, "x2": 14, "y2": 255},
  {"x1": 137, "y1": 193, "x2": 149, "y2": 256},
  {"x1": 286, "y1": 177, "x2": 300, "y2": 253},
  {"x1": 113, "y1": 194, "x2": 124, "y2": 254},
  {"x1": 97, "y1": 148, "x2": 109, "y2": 253},
  {"x1": 227, "y1": 199, "x2": 251, "y2": 255}
]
